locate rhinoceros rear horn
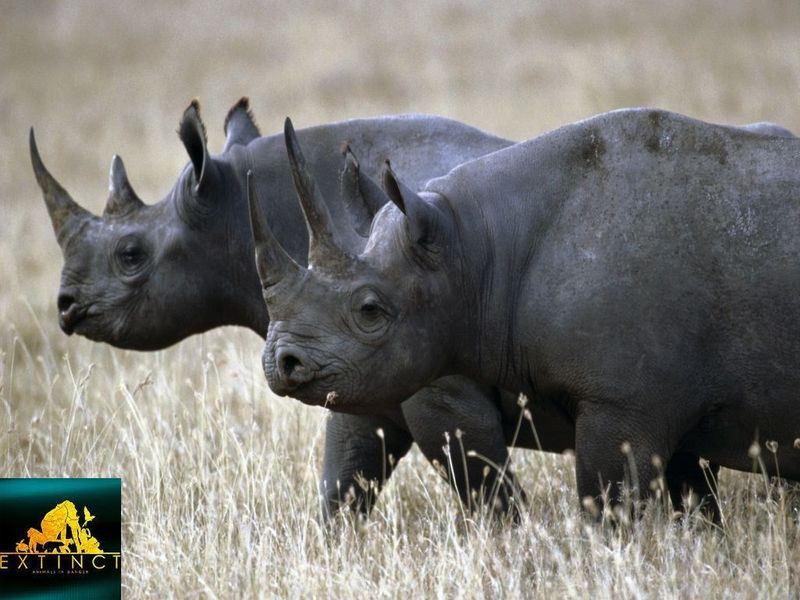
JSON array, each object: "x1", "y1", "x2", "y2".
[
  {"x1": 104, "y1": 155, "x2": 145, "y2": 217},
  {"x1": 178, "y1": 99, "x2": 210, "y2": 191},
  {"x1": 223, "y1": 97, "x2": 260, "y2": 152},
  {"x1": 383, "y1": 161, "x2": 445, "y2": 247},
  {"x1": 29, "y1": 128, "x2": 92, "y2": 242},
  {"x1": 340, "y1": 145, "x2": 388, "y2": 238},
  {"x1": 284, "y1": 117, "x2": 350, "y2": 269},
  {"x1": 246, "y1": 170, "x2": 303, "y2": 289}
]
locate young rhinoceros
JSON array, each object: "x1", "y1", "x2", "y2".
[
  {"x1": 32, "y1": 99, "x2": 578, "y2": 520},
  {"x1": 252, "y1": 109, "x2": 800, "y2": 518}
]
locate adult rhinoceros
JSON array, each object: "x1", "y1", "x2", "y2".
[
  {"x1": 251, "y1": 109, "x2": 800, "y2": 519},
  {"x1": 32, "y1": 100, "x2": 577, "y2": 519}
]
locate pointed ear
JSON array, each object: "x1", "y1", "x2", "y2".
[
  {"x1": 382, "y1": 161, "x2": 446, "y2": 247},
  {"x1": 178, "y1": 99, "x2": 210, "y2": 191},
  {"x1": 223, "y1": 97, "x2": 260, "y2": 152}
]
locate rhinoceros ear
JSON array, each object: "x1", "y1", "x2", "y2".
[
  {"x1": 178, "y1": 99, "x2": 210, "y2": 191},
  {"x1": 340, "y1": 145, "x2": 388, "y2": 237},
  {"x1": 104, "y1": 155, "x2": 145, "y2": 217},
  {"x1": 223, "y1": 97, "x2": 260, "y2": 152},
  {"x1": 382, "y1": 161, "x2": 446, "y2": 248}
]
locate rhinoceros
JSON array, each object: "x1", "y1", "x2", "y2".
[
  {"x1": 251, "y1": 109, "x2": 800, "y2": 518},
  {"x1": 32, "y1": 100, "x2": 577, "y2": 519}
]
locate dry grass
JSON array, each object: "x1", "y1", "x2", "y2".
[{"x1": 1, "y1": 1, "x2": 800, "y2": 597}]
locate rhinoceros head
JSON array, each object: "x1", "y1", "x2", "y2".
[
  {"x1": 249, "y1": 119, "x2": 461, "y2": 413},
  {"x1": 32, "y1": 99, "x2": 262, "y2": 350}
]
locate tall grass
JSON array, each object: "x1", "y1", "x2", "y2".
[
  {"x1": 2, "y1": 325, "x2": 799, "y2": 597},
  {"x1": 2, "y1": 1, "x2": 800, "y2": 597}
]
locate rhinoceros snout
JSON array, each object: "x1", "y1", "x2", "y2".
[
  {"x1": 57, "y1": 289, "x2": 84, "y2": 335},
  {"x1": 271, "y1": 346, "x2": 315, "y2": 393}
]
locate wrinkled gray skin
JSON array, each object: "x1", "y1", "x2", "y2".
[
  {"x1": 255, "y1": 108, "x2": 800, "y2": 518},
  {"x1": 32, "y1": 99, "x2": 571, "y2": 519}
]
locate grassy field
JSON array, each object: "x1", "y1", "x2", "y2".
[{"x1": 2, "y1": 1, "x2": 800, "y2": 597}]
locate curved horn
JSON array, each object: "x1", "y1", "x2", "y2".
[
  {"x1": 29, "y1": 128, "x2": 92, "y2": 240},
  {"x1": 104, "y1": 155, "x2": 145, "y2": 216},
  {"x1": 247, "y1": 170, "x2": 303, "y2": 289},
  {"x1": 383, "y1": 160, "x2": 446, "y2": 246},
  {"x1": 223, "y1": 97, "x2": 260, "y2": 152},
  {"x1": 340, "y1": 145, "x2": 388, "y2": 238},
  {"x1": 284, "y1": 117, "x2": 350, "y2": 268}
]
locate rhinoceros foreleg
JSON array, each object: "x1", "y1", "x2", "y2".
[
  {"x1": 665, "y1": 451, "x2": 721, "y2": 523},
  {"x1": 320, "y1": 411, "x2": 413, "y2": 521},
  {"x1": 574, "y1": 402, "x2": 675, "y2": 520},
  {"x1": 402, "y1": 377, "x2": 526, "y2": 520}
]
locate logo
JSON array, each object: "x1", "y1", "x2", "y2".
[{"x1": 0, "y1": 478, "x2": 121, "y2": 599}]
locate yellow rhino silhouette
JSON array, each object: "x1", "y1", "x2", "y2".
[{"x1": 22, "y1": 500, "x2": 103, "y2": 553}]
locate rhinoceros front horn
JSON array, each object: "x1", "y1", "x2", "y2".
[
  {"x1": 284, "y1": 117, "x2": 350, "y2": 269},
  {"x1": 29, "y1": 128, "x2": 92, "y2": 242},
  {"x1": 104, "y1": 155, "x2": 145, "y2": 216},
  {"x1": 246, "y1": 170, "x2": 303, "y2": 289}
]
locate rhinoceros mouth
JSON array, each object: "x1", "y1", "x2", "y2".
[
  {"x1": 58, "y1": 303, "x2": 88, "y2": 335},
  {"x1": 267, "y1": 364, "x2": 338, "y2": 401}
]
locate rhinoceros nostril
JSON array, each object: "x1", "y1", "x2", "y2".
[
  {"x1": 57, "y1": 292, "x2": 76, "y2": 314},
  {"x1": 275, "y1": 349, "x2": 314, "y2": 387},
  {"x1": 281, "y1": 354, "x2": 302, "y2": 378},
  {"x1": 56, "y1": 291, "x2": 86, "y2": 335}
]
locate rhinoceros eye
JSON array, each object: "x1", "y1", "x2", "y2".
[
  {"x1": 114, "y1": 235, "x2": 149, "y2": 276},
  {"x1": 351, "y1": 288, "x2": 390, "y2": 335},
  {"x1": 360, "y1": 301, "x2": 380, "y2": 317}
]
